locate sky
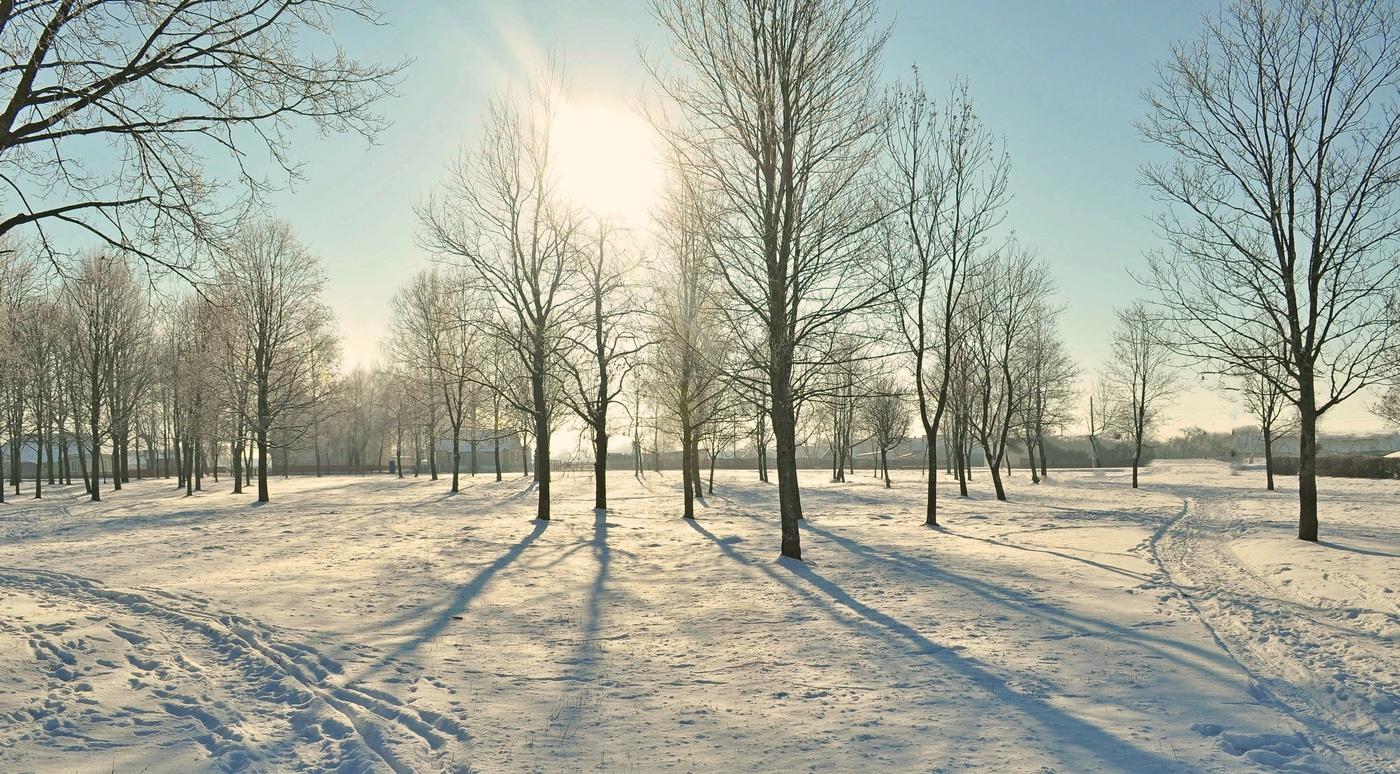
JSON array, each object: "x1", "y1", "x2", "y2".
[{"x1": 266, "y1": 0, "x2": 1389, "y2": 437}]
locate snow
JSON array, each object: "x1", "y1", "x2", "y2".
[{"x1": 0, "y1": 460, "x2": 1394, "y2": 772}]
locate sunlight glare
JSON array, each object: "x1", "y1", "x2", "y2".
[{"x1": 551, "y1": 101, "x2": 664, "y2": 225}]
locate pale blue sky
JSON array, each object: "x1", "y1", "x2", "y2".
[{"x1": 269, "y1": 0, "x2": 1384, "y2": 434}]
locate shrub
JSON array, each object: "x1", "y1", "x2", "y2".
[{"x1": 1271, "y1": 455, "x2": 1400, "y2": 480}]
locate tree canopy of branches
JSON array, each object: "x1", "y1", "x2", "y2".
[
  {"x1": 223, "y1": 220, "x2": 338, "y2": 503},
  {"x1": 418, "y1": 78, "x2": 582, "y2": 521},
  {"x1": 650, "y1": 0, "x2": 889, "y2": 560},
  {"x1": 1139, "y1": 0, "x2": 1400, "y2": 540},
  {"x1": 560, "y1": 222, "x2": 646, "y2": 510},
  {"x1": 883, "y1": 74, "x2": 1009, "y2": 525},
  {"x1": 1104, "y1": 303, "x2": 1178, "y2": 489},
  {"x1": 860, "y1": 375, "x2": 910, "y2": 488},
  {"x1": 0, "y1": 0, "x2": 401, "y2": 277}
]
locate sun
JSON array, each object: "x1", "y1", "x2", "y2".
[{"x1": 550, "y1": 100, "x2": 664, "y2": 226}]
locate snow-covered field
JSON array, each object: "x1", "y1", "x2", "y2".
[{"x1": 0, "y1": 460, "x2": 1394, "y2": 773}]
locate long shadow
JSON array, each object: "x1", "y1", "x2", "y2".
[
  {"x1": 360, "y1": 519, "x2": 548, "y2": 678},
  {"x1": 801, "y1": 521, "x2": 1239, "y2": 674},
  {"x1": 563, "y1": 507, "x2": 613, "y2": 685},
  {"x1": 684, "y1": 519, "x2": 1183, "y2": 772},
  {"x1": 1316, "y1": 540, "x2": 1400, "y2": 559},
  {"x1": 938, "y1": 528, "x2": 1152, "y2": 582}
]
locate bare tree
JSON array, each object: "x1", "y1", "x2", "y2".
[
  {"x1": 1085, "y1": 380, "x2": 1119, "y2": 469},
  {"x1": 1105, "y1": 303, "x2": 1178, "y2": 489},
  {"x1": 1374, "y1": 383, "x2": 1400, "y2": 429},
  {"x1": 0, "y1": 248, "x2": 33, "y2": 502},
  {"x1": 418, "y1": 77, "x2": 582, "y2": 521},
  {"x1": 560, "y1": 222, "x2": 647, "y2": 510},
  {"x1": 650, "y1": 0, "x2": 889, "y2": 560},
  {"x1": 647, "y1": 183, "x2": 731, "y2": 520},
  {"x1": 1229, "y1": 338, "x2": 1298, "y2": 490},
  {"x1": 962, "y1": 243, "x2": 1051, "y2": 500},
  {"x1": 884, "y1": 74, "x2": 1009, "y2": 525},
  {"x1": 0, "y1": 1, "x2": 401, "y2": 276},
  {"x1": 62, "y1": 254, "x2": 145, "y2": 501},
  {"x1": 1017, "y1": 314, "x2": 1078, "y2": 483},
  {"x1": 390, "y1": 270, "x2": 487, "y2": 493},
  {"x1": 1139, "y1": 0, "x2": 1400, "y2": 540},
  {"x1": 861, "y1": 376, "x2": 911, "y2": 488},
  {"x1": 223, "y1": 221, "x2": 337, "y2": 503}
]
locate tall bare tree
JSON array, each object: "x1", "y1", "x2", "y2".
[
  {"x1": 884, "y1": 74, "x2": 1009, "y2": 525},
  {"x1": 962, "y1": 244, "x2": 1051, "y2": 500},
  {"x1": 860, "y1": 375, "x2": 911, "y2": 488},
  {"x1": 1139, "y1": 0, "x2": 1400, "y2": 540},
  {"x1": 1229, "y1": 337, "x2": 1297, "y2": 491},
  {"x1": 650, "y1": 0, "x2": 889, "y2": 559},
  {"x1": 62, "y1": 254, "x2": 144, "y2": 501},
  {"x1": 223, "y1": 221, "x2": 337, "y2": 503},
  {"x1": 1105, "y1": 303, "x2": 1178, "y2": 489},
  {"x1": 560, "y1": 222, "x2": 647, "y2": 510},
  {"x1": 648, "y1": 183, "x2": 731, "y2": 520},
  {"x1": 418, "y1": 78, "x2": 581, "y2": 521},
  {"x1": 1018, "y1": 314, "x2": 1078, "y2": 484}
]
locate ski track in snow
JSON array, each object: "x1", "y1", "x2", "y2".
[
  {"x1": 1148, "y1": 483, "x2": 1400, "y2": 773},
  {"x1": 0, "y1": 565, "x2": 469, "y2": 772}
]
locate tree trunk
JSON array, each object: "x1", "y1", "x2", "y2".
[
  {"x1": 771, "y1": 389, "x2": 803, "y2": 559},
  {"x1": 593, "y1": 428, "x2": 608, "y2": 510},
  {"x1": 77, "y1": 438, "x2": 90, "y2": 496},
  {"x1": 707, "y1": 450, "x2": 717, "y2": 495},
  {"x1": 681, "y1": 425, "x2": 695, "y2": 520},
  {"x1": 88, "y1": 418, "x2": 102, "y2": 502},
  {"x1": 531, "y1": 366, "x2": 550, "y2": 521},
  {"x1": 451, "y1": 426, "x2": 461, "y2": 493},
  {"x1": 492, "y1": 416, "x2": 502, "y2": 482},
  {"x1": 691, "y1": 440, "x2": 703, "y2": 500},
  {"x1": 32, "y1": 435, "x2": 41, "y2": 499},
  {"x1": 1263, "y1": 426, "x2": 1275, "y2": 492},
  {"x1": 1297, "y1": 390, "x2": 1319, "y2": 541},
  {"x1": 1131, "y1": 438, "x2": 1142, "y2": 489},
  {"x1": 256, "y1": 427, "x2": 269, "y2": 503},
  {"x1": 882, "y1": 448, "x2": 891, "y2": 489},
  {"x1": 232, "y1": 437, "x2": 244, "y2": 494},
  {"x1": 987, "y1": 456, "x2": 1006, "y2": 500}
]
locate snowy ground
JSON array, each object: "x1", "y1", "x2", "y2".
[{"x1": 0, "y1": 460, "x2": 1394, "y2": 773}]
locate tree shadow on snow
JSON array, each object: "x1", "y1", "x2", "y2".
[
  {"x1": 357, "y1": 518, "x2": 549, "y2": 680},
  {"x1": 684, "y1": 518, "x2": 1191, "y2": 773}
]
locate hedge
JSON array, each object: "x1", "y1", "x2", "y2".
[{"x1": 1271, "y1": 455, "x2": 1400, "y2": 480}]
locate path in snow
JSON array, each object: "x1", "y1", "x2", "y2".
[{"x1": 1149, "y1": 464, "x2": 1399, "y2": 772}]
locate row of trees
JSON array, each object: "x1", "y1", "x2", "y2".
[
  {"x1": 0, "y1": 224, "x2": 384, "y2": 505},
  {"x1": 384, "y1": 0, "x2": 1149, "y2": 559},
  {"x1": 0, "y1": 0, "x2": 402, "y2": 504},
  {"x1": 641, "y1": 0, "x2": 1400, "y2": 549}
]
